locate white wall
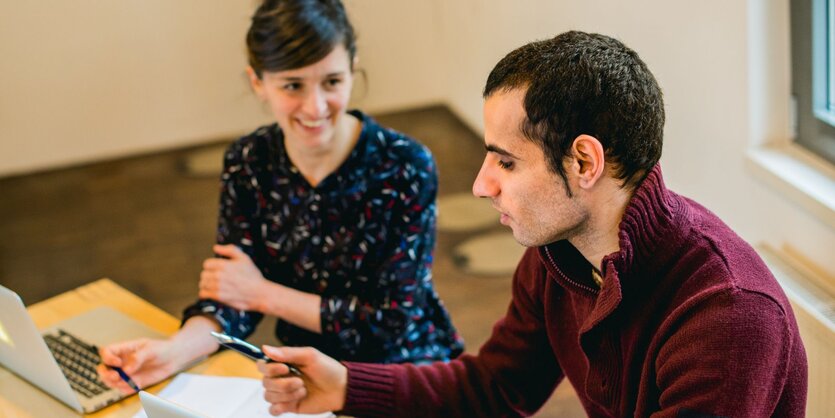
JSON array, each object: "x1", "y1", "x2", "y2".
[
  {"x1": 2, "y1": 0, "x2": 832, "y2": 278},
  {"x1": 0, "y1": 1, "x2": 444, "y2": 177},
  {"x1": 0, "y1": 1, "x2": 268, "y2": 177},
  {"x1": 344, "y1": 0, "x2": 445, "y2": 113}
]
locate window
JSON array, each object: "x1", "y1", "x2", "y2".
[{"x1": 792, "y1": 0, "x2": 835, "y2": 164}]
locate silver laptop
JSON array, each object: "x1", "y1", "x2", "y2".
[
  {"x1": 0, "y1": 284, "x2": 165, "y2": 413},
  {"x1": 139, "y1": 391, "x2": 208, "y2": 418}
]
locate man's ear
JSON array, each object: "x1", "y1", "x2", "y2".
[
  {"x1": 245, "y1": 66, "x2": 265, "y2": 100},
  {"x1": 570, "y1": 134, "x2": 606, "y2": 190}
]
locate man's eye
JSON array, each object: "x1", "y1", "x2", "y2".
[
  {"x1": 326, "y1": 78, "x2": 342, "y2": 87},
  {"x1": 497, "y1": 160, "x2": 514, "y2": 170}
]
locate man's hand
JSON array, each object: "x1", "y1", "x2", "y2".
[
  {"x1": 199, "y1": 244, "x2": 269, "y2": 311},
  {"x1": 258, "y1": 346, "x2": 348, "y2": 416}
]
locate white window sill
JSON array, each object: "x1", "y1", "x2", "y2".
[
  {"x1": 757, "y1": 244, "x2": 835, "y2": 335},
  {"x1": 745, "y1": 143, "x2": 835, "y2": 230}
]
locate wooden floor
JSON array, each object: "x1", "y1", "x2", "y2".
[{"x1": 0, "y1": 106, "x2": 584, "y2": 417}]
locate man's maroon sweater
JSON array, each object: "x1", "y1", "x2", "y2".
[{"x1": 340, "y1": 165, "x2": 807, "y2": 417}]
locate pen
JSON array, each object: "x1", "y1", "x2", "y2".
[
  {"x1": 92, "y1": 344, "x2": 143, "y2": 393},
  {"x1": 209, "y1": 331, "x2": 303, "y2": 376},
  {"x1": 110, "y1": 366, "x2": 141, "y2": 393}
]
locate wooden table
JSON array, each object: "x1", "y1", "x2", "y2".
[{"x1": 0, "y1": 279, "x2": 260, "y2": 417}]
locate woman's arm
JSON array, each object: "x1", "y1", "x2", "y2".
[
  {"x1": 182, "y1": 140, "x2": 264, "y2": 339},
  {"x1": 257, "y1": 283, "x2": 323, "y2": 333}
]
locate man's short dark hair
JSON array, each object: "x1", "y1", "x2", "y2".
[{"x1": 483, "y1": 31, "x2": 665, "y2": 192}]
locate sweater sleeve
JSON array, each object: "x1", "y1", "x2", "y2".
[
  {"x1": 181, "y1": 141, "x2": 264, "y2": 338},
  {"x1": 318, "y1": 152, "x2": 452, "y2": 361},
  {"x1": 651, "y1": 288, "x2": 799, "y2": 418},
  {"x1": 341, "y1": 248, "x2": 563, "y2": 417}
]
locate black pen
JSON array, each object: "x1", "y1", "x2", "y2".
[
  {"x1": 93, "y1": 343, "x2": 142, "y2": 393},
  {"x1": 210, "y1": 331, "x2": 303, "y2": 376},
  {"x1": 110, "y1": 365, "x2": 141, "y2": 393}
]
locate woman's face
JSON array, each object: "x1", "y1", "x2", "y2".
[{"x1": 248, "y1": 45, "x2": 354, "y2": 151}]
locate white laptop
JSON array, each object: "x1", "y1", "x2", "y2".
[
  {"x1": 0, "y1": 284, "x2": 165, "y2": 413},
  {"x1": 140, "y1": 391, "x2": 208, "y2": 418}
]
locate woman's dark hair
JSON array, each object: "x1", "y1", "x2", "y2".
[
  {"x1": 484, "y1": 31, "x2": 665, "y2": 193},
  {"x1": 247, "y1": 0, "x2": 357, "y2": 78}
]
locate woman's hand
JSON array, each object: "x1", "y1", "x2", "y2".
[
  {"x1": 96, "y1": 338, "x2": 182, "y2": 393},
  {"x1": 97, "y1": 317, "x2": 220, "y2": 394},
  {"x1": 258, "y1": 345, "x2": 347, "y2": 416},
  {"x1": 199, "y1": 244, "x2": 271, "y2": 311}
]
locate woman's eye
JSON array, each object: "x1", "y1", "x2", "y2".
[
  {"x1": 325, "y1": 78, "x2": 342, "y2": 87},
  {"x1": 283, "y1": 82, "x2": 302, "y2": 91},
  {"x1": 497, "y1": 160, "x2": 514, "y2": 170}
]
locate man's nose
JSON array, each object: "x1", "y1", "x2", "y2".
[{"x1": 472, "y1": 158, "x2": 498, "y2": 198}]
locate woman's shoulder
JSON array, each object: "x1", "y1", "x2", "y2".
[
  {"x1": 224, "y1": 123, "x2": 281, "y2": 163},
  {"x1": 354, "y1": 110, "x2": 435, "y2": 169}
]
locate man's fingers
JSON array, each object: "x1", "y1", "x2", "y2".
[
  {"x1": 264, "y1": 384, "x2": 307, "y2": 404},
  {"x1": 269, "y1": 401, "x2": 300, "y2": 416},
  {"x1": 259, "y1": 361, "x2": 296, "y2": 378},
  {"x1": 262, "y1": 345, "x2": 317, "y2": 367},
  {"x1": 262, "y1": 374, "x2": 304, "y2": 392}
]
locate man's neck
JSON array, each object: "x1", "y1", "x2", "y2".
[{"x1": 570, "y1": 180, "x2": 633, "y2": 272}]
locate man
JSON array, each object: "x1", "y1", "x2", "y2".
[{"x1": 255, "y1": 31, "x2": 808, "y2": 417}]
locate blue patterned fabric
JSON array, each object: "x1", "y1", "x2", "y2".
[{"x1": 183, "y1": 110, "x2": 464, "y2": 363}]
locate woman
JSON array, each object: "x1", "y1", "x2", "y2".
[{"x1": 98, "y1": 0, "x2": 463, "y2": 392}]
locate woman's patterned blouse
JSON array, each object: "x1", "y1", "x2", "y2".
[{"x1": 183, "y1": 110, "x2": 464, "y2": 363}]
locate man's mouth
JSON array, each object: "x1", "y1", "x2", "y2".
[{"x1": 492, "y1": 204, "x2": 510, "y2": 224}]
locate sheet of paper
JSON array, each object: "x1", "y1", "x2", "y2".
[
  {"x1": 232, "y1": 387, "x2": 334, "y2": 418},
  {"x1": 134, "y1": 373, "x2": 333, "y2": 418}
]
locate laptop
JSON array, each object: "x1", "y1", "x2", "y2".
[
  {"x1": 140, "y1": 391, "x2": 208, "y2": 418},
  {"x1": 0, "y1": 284, "x2": 165, "y2": 413}
]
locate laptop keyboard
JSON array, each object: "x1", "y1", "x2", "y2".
[{"x1": 44, "y1": 329, "x2": 112, "y2": 399}]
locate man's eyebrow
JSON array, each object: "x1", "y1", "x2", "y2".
[{"x1": 485, "y1": 144, "x2": 521, "y2": 160}]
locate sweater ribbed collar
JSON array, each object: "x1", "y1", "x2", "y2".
[
  {"x1": 538, "y1": 164, "x2": 689, "y2": 331},
  {"x1": 605, "y1": 164, "x2": 688, "y2": 278}
]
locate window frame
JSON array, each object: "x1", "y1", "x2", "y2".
[{"x1": 792, "y1": 0, "x2": 835, "y2": 164}]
